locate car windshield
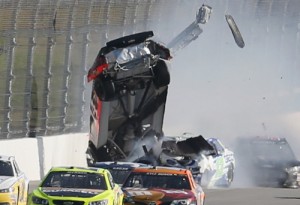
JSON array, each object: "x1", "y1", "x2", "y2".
[
  {"x1": 108, "y1": 169, "x2": 131, "y2": 185},
  {"x1": 41, "y1": 171, "x2": 107, "y2": 190},
  {"x1": 123, "y1": 172, "x2": 191, "y2": 190},
  {"x1": 251, "y1": 140, "x2": 296, "y2": 162},
  {"x1": 0, "y1": 161, "x2": 14, "y2": 176}
]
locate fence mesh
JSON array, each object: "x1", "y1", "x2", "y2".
[{"x1": 0, "y1": 0, "x2": 299, "y2": 139}]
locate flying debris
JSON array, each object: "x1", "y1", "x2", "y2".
[{"x1": 225, "y1": 14, "x2": 245, "y2": 48}]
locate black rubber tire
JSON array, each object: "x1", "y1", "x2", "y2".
[
  {"x1": 86, "y1": 143, "x2": 98, "y2": 166},
  {"x1": 94, "y1": 76, "x2": 116, "y2": 101},
  {"x1": 153, "y1": 59, "x2": 170, "y2": 88}
]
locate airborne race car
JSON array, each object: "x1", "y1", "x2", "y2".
[
  {"x1": 86, "y1": 30, "x2": 172, "y2": 163},
  {"x1": 86, "y1": 4, "x2": 244, "y2": 173}
]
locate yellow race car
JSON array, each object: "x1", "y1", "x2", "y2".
[
  {"x1": 28, "y1": 166, "x2": 124, "y2": 205},
  {"x1": 0, "y1": 155, "x2": 29, "y2": 205}
]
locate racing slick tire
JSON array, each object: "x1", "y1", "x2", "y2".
[
  {"x1": 153, "y1": 59, "x2": 170, "y2": 88},
  {"x1": 94, "y1": 75, "x2": 116, "y2": 101}
]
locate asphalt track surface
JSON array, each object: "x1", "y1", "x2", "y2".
[{"x1": 29, "y1": 181, "x2": 300, "y2": 205}]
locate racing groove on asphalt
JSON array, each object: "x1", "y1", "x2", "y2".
[{"x1": 29, "y1": 181, "x2": 300, "y2": 205}]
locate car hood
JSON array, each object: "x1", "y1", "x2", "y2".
[
  {"x1": 123, "y1": 187, "x2": 195, "y2": 202},
  {"x1": 162, "y1": 135, "x2": 214, "y2": 156},
  {"x1": 0, "y1": 176, "x2": 16, "y2": 189},
  {"x1": 40, "y1": 187, "x2": 106, "y2": 198}
]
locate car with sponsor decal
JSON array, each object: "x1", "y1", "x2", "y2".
[
  {"x1": 200, "y1": 138, "x2": 235, "y2": 187},
  {"x1": 0, "y1": 155, "x2": 29, "y2": 205},
  {"x1": 91, "y1": 161, "x2": 151, "y2": 185},
  {"x1": 122, "y1": 166, "x2": 205, "y2": 205},
  {"x1": 27, "y1": 166, "x2": 124, "y2": 205},
  {"x1": 134, "y1": 134, "x2": 235, "y2": 187},
  {"x1": 235, "y1": 136, "x2": 300, "y2": 188}
]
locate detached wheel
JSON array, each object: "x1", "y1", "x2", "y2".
[
  {"x1": 153, "y1": 59, "x2": 170, "y2": 88},
  {"x1": 94, "y1": 75, "x2": 115, "y2": 101}
]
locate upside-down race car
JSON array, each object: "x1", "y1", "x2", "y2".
[
  {"x1": 122, "y1": 166, "x2": 205, "y2": 205},
  {"x1": 0, "y1": 155, "x2": 29, "y2": 205},
  {"x1": 86, "y1": 4, "x2": 244, "y2": 166},
  {"x1": 27, "y1": 166, "x2": 124, "y2": 205}
]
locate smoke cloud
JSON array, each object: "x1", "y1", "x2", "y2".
[{"x1": 148, "y1": 1, "x2": 300, "y2": 187}]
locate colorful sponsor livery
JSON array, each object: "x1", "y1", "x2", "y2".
[
  {"x1": 122, "y1": 166, "x2": 205, "y2": 205},
  {"x1": 0, "y1": 155, "x2": 29, "y2": 205},
  {"x1": 27, "y1": 166, "x2": 124, "y2": 205}
]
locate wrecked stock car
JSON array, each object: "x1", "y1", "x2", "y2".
[
  {"x1": 86, "y1": 4, "x2": 244, "y2": 168},
  {"x1": 86, "y1": 30, "x2": 172, "y2": 164},
  {"x1": 235, "y1": 136, "x2": 300, "y2": 188},
  {"x1": 134, "y1": 134, "x2": 235, "y2": 187}
]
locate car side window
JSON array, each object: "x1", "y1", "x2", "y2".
[
  {"x1": 0, "y1": 161, "x2": 14, "y2": 176},
  {"x1": 215, "y1": 141, "x2": 225, "y2": 154},
  {"x1": 210, "y1": 140, "x2": 224, "y2": 155}
]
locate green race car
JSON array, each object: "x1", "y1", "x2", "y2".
[{"x1": 28, "y1": 166, "x2": 124, "y2": 205}]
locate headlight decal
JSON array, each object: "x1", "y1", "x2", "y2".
[
  {"x1": 170, "y1": 198, "x2": 197, "y2": 205},
  {"x1": 32, "y1": 195, "x2": 49, "y2": 205},
  {"x1": 0, "y1": 187, "x2": 14, "y2": 193},
  {"x1": 89, "y1": 199, "x2": 108, "y2": 205}
]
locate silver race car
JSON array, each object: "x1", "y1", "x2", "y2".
[{"x1": 134, "y1": 134, "x2": 235, "y2": 187}]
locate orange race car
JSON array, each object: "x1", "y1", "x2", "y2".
[{"x1": 122, "y1": 166, "x2": 205, "y2": 205}]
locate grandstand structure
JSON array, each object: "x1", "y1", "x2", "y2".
[{"x1": 0, "y1": 0, "x2": 299, "y2": 139}]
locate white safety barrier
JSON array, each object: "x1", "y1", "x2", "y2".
[{"x1": 0, "y1": 133, "x2": 89, "y2": 181}]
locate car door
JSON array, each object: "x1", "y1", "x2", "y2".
[
  {"x1": 12, "y1": 160, "x2": 28, "y2": 203},
  {"x1": 208, "y1": 140, "x2": 226, "y2": 181}
]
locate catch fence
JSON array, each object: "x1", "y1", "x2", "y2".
[{"x1": 0, "y1": 0, "x2": 299, "y2": 139}]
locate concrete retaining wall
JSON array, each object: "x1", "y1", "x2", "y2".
[{"x1": 0, "y1": 133, "x2": 89, "y2": 181}]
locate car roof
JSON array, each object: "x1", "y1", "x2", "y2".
[
  {"x1": 93, "y1": 161, "x2": 150, "y2": 170},
  {"x1": 49, "y1": 166, "x2": 107, "y2": 174},
  {"x1": 132, "y1": 166, "x2": 191, "y2": 175},
  {"x1": 240, "y1": 136, "x2": 287, "y2": 143},
  {"x1": 0, "y1": 155, "x2": 14, "y2": 162}
]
